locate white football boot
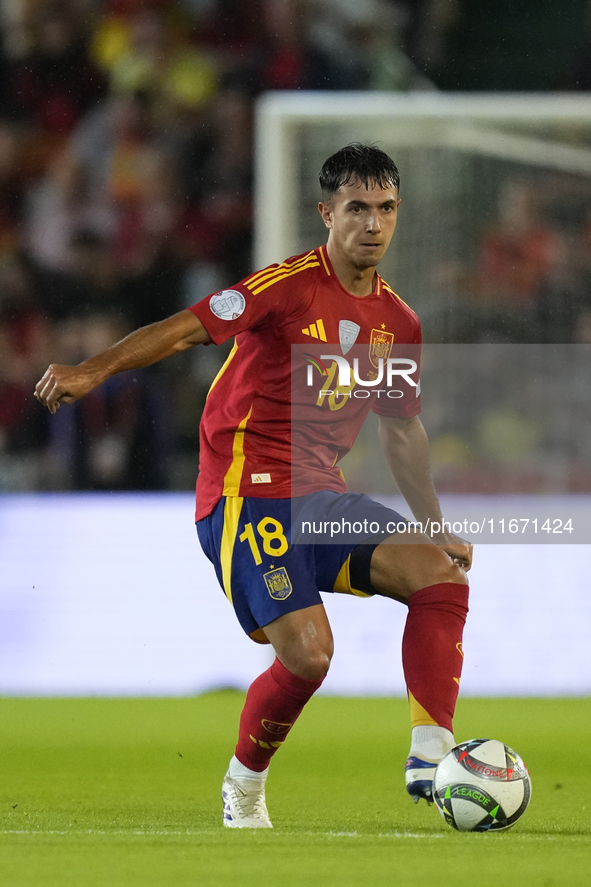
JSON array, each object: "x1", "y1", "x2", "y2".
[
  {"x1": 405, "y1": 726, "x2": 455, "y2": 805},
  {"x1": 405, "y1": 756, "x2": 437, "y2": 804},
  {"x1": 222, "y1": 759, "x2": 273, "y2": 828}
]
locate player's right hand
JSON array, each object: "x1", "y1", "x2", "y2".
[{"x1": 34, "y1": 364, "x2": 96, "y2": 413}]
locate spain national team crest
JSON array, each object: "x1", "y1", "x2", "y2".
[
  {"x1": 263, "y1": 567, "x2": 293, "y2": 601},
  {"x1": 369, "y1": 327, "x2": 394, "y2": 368},
  {"x1": 261, "y1": 719, "x2": 293, "y2": 735}
]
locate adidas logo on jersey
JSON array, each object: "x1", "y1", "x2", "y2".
[
  {"x1": 301, "y1": 319, "x2": 327, "y2": 341},
  {"x1": 251, "y1": 473, "x2": 272, "y2": 484}
]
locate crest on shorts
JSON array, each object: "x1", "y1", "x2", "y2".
[
  {"x1": 339, "y1": 320, "x2": 360, "y2": 355},
  {"x1": 369, "y1": 328, "x2": 394, "y2": 368},
  {"x1": 263, "y1": 567, "x2": 292, "y2": 601}
]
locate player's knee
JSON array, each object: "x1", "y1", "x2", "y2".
[
  {"x1": 405, "y1": 548, "x2": 468, "y2": 595},
  {"x1": 297, "y1": 645, "x2": 333, "y2": 682},
  {"x1": 439, "y1": 557, "x2": 469, "y2": 586}
]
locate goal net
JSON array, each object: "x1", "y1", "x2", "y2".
[
  {"x1": 254, "y1": 94, "x2": 591, "y2": 505},
  {"x1": 254, "y1": 92, "x2": 591, "y2": 343}
]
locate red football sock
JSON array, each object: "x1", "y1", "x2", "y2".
[
  {"x1": 235, "y1": 657, "x2": 325, "y2": 772},
  {"x1": 402, "y1": 583, "x2": 469, "y2": 732}
]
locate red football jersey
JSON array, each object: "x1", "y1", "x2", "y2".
[{"x1": 189, "y1": 245, "x2": 422, "y2": 520}]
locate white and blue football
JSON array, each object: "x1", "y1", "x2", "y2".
[{"x1": 434, "y1": 738, "x2": 531, "y2": 832}]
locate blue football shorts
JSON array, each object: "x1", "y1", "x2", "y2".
[{"x1": 196, "y1": 490, "x2": 409, "y2": 641}]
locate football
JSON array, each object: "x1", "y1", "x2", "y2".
[{"x1": 433, "y1": 738, "x2": 531, "y2": 832}]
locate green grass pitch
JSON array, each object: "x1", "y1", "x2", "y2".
[{"x1": 1, "y1": 695, "x2": 590, "y2": 887}]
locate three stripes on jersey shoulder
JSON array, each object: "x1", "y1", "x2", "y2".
[
  {"x1": 382, "y1": 280, "x2": 415, "y2": 314},
  {"x1": 244, "y1": 250, "x2": 320, "y2": 295}
]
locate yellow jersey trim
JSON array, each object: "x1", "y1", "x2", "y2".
[
  {"x1": 207, "y1": 339, "x2": 238, "y2": 396},
  {"x1": 249, "y1": 259, "x2": 320, "y2": 295},
  {"x1": 319, "y1": 246, "x2": 331, "y2": 276},
  {"x1": 383, "y1": 282, "x2": 414, "y2": 313},
  {"x1": 219, "y1": 496, "x2": 244, "y2": 605},
  {"x1": 244, "y1": 250, "x2": 316, "y2": 290},
  {"x1": 222, "y1": 405, "x2": 253, "y2": 497}
]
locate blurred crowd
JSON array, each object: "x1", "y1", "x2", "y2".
[
  {"x1": 425, "y1": 176, "x2": 591, "y2": 346},
  {"x1": 0, "y1": 0, "x2": 440, "y2": 491},
  {"x1": 1, "y1": 0, "x2": 591, "y2": 492}
]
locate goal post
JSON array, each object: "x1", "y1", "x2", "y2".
[
  {"x1": 255, "y1": 91, "x2": 591, "y2": 268},
  {"x1": 254, "y1": 92, "x2": 591, "y2": 344},
  {"x1": 253, "y1": 93, "x2": 591, "y2": 499}
]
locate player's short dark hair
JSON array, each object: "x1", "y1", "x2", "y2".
[{"x1": 319, "y1": 143, "x2": 400, "y2": 200}]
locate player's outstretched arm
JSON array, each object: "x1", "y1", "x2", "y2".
[
  {"x1": 34, "y1": 310, "x2": 210, "y2": 413},
  {"x1": 378, "y1": 414, "x2": 473, "y2": 569}
]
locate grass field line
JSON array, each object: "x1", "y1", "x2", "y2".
[
  {"x1": 1, "y1": 828, "x2": 588, "y2": 844},
  {"x1": 0, "y1": 828, "x2": 442, "y2": 839}
]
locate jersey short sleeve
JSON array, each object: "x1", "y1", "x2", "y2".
[{"x1": 188, "y1": 254, "x2": 316, "y2": 345}]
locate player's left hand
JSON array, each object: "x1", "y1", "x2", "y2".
[{"x1": 436, "y1": 533, "x2": 473, "y2": 571}]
